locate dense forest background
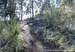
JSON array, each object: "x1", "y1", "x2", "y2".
[{"x1": 0, "y1": 0, "x2": 75, "y2": 52}]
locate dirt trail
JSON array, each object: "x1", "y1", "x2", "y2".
[{"x1": 19, "y1": 21, "x2": 44, "y2": 52}]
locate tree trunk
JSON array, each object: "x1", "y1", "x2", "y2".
[
  {"x1": 20, "y1": 0, "x2": 23, "y2": 21},
  {"x1": 31, "y1": 0, "x2": 34, "y2": 17}
]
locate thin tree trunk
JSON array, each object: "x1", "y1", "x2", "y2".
[
  {"x1": 31, "y1": 0, "x2": 34, "y2": 17},
  {"x1": 8, "y1": 0, "x2": 15, "y2": 21},
  {"x1": 21, "y1": 0, "x2": 23, "y2": 21}
]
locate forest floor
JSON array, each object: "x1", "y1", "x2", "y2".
[
  {"x1": 19, "y1": 18, "x2": 64, "y2": 52},
  {"x1": 19, "y1": 20, "x2": 44, "y2": 52}
]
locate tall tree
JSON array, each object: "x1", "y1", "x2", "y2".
[
  {"x1": 0, "y1": 0, "x2": 8, "y2": 21},
  {"x1": 31, "y1": 0, "x2": 34, "y2": 17},
  {"x1": 40, "y1": 0, "x2": 51, "y2": 14},
  {"x1": 20, "y1": 0, "x2": 23, "y2": 21},
  {"x1": 8, "y1": 0, "x2": 16, "y2": 20}
]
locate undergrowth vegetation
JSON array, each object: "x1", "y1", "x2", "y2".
[
  {"x1": 0, "y1": 21, "x2": 24, "y2": 52},
  {"x1": 35, "y1": 9, "x2": 75, "y2": 51}
]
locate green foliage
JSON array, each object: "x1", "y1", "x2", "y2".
[
  {"x1": 0, "y1": 21, "x2": 23, "y2": 52},
  {"x1": 42, "y1": 9, "x2": 64, "y2": 28},
  {"x1": 62, "y1": 0, "x2": 74, "y2": 6},
  {"x1": 35, "y1": 9, "x2": 75, "y2": 51}
]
